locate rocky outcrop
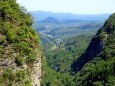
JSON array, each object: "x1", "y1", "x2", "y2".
[
  {"x1": 0, "y1": 58, "x2": 16, "y2": 72},
  {"x1": 0, "y1": 52, "x2": 42, "y2": 86}
]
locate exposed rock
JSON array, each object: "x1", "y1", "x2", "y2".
[{"x1": 31, "y1": 52, "x2": 42, "y2": 86}]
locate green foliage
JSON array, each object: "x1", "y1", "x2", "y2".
[
  {"x1": 3, "y1": 69, "x2": 12, "y2": 80},
  {"x1": 0, "y1": 69, "x2": 26, "y2": 85},
  {"x1": 7, "y1": 29, "x2": 16, "y2": 43},
  {"x1": 93, "y1": 81, "x2": 103, "y2": 86},
  {"x1": 41, "y1": 66, "x2": 75, "y2": 86},
  {"x1": 17, "y1": 28, "x2": 26, "y2": 36},
  {"x1": 26, "y1": 51, "x2": 37, "y2": 62},
  {"x1": 16, "y1": 70, "x2": 26, "y2": 80},
  {"x1": 17, "y1": 41, "x2": 32, "y2": 54}
]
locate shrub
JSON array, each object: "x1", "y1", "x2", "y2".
[
  {"x1": 7, "y1": 29, "x2": 16, "y2": 43},
  {"x1": 15, "y1": 56, "x2": 24, "y2": 66},
  {"x1": 16, "y1": 41, "x2": 32, "y2": 54},
  {"x1": 24, "y1": 80, "x2": 32, "y2": 86},
  {"x1": 16, "y1": 70, "x2": 26, "y2": 80}
]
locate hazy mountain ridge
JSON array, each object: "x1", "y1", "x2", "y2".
[{"x1": 30, "y1": 11, "x2": 111, "y2": 22}]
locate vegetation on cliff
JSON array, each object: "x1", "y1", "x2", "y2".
[{"x1": 0, "y1": 0, "x2": 41, "y2": 85}]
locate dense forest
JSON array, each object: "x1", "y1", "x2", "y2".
[{"x1": 41, "y1": 34, "x2": 93, "y2": 86}]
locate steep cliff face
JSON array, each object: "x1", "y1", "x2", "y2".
[
  {"x1": 72, "y1": 36, "x2": 104, "y2": 72},
  {"x1": 0, "y1": 0, "x2": 41, "y2": 86},
  {"x1": 73, "y1": 13, "x2": 115, "y2": 85}
]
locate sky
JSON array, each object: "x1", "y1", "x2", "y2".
[{"x1": 17, "y1": 0, "x2": 115, "y2": 14}]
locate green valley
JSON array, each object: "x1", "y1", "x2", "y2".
[{"x1": 0, "y1": 0, "x2": 115, "y2": 86}]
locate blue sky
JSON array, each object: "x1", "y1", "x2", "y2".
[{"x1": 17, "y1": 0, "x2": 115, "y2": 14}]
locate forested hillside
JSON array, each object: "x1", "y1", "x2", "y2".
[
  {"x1": 0, "y1": 0, "x2": 42, "y2": 86},
  {"x1": 41, "y1": 34, "x2": 93, "y2": 86},
  {"x1": 44, "y1": 34, "x2": 93, "y2": 74},
  {"x1": 73, "y1": 13, "x2": 115, "y2": 86}
]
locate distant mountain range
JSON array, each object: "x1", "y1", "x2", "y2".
[
  {"x1": 31, "y1": 11, "x2": 111, "y2": 47},
  {"x1": 29, "y1": 11, "x2": 111, "y2": 22},
  {"x1": 38, "y1": 17, "x2": 99, "y2": 24}
]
